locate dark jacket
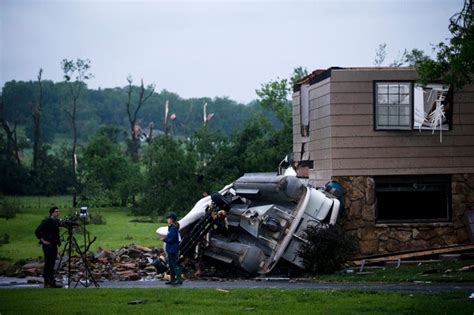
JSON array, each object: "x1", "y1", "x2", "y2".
[
  {"x1": 163, "y1": 224, "x2": 180, "y2": 254},
  {"x1": 35, "y1": 217, "x2": 61, "y2": 246}
]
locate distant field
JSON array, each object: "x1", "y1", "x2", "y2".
[{"x1": 0, "y1": 196, "x2": 165, "y2": 262}]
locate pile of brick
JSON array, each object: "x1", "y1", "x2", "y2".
[{"x1": 13, "y1": 245, "x2": 165, "y2": 282}]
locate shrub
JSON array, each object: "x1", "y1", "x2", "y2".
[
  {"x1": 0, "y1": 197, "x2": 18, "y2": 220},
  {"x1": 89, "y1": 213, "x2": 106, "y2": 225},
  {"x1": 0, "y1": 233, "x2": 10, "y2": 245},
  {"x1": 297, "y1": 223, "x2": 357, "y2": 274}
]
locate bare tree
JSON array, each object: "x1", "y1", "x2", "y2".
[
  {"x1": 61, "y1": 58, "x2": 93, "y2": 206},
  {"x1": 373, "y1": 43, "x2": 387, "y2": 66},
  {"x1": 125, "y1": 75, "x2": 155, "y2": 159},
  {"x1": 32, "y1": 68, "x2": 43, "y2": 172},
  {"x1": 0, "y1": 96, "x2": 21, "y2": 165}
]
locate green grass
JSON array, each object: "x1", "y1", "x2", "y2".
[
  {"x1": 314, "y1": 260, "x2": 474, "y2": 283},
  {"x1": 0, "y1": 288, "x2": 473, "y2": 314},
  {"x1": 0, "y1": 196, "x2": 165, "y2": 262}
]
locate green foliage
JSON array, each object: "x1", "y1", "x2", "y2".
[
  {"x1": 1, "y1": 81, "x2": 269, "y2": 143},
  {"x1": 1, "y1": 288, "x2": 474, "y2": 314},
  {"x1": 256, "y1": 77, "x2": 291, "y2": 127},
  {"x1": 142, "y1": 135, "x2": 200, "y2": 216},
  {"x1": 0, "y1": 196, "x2": 17, "y2": 220},
  {"x1": 89, "y1": 212, "x2": 106, "y2": 225},
  {"x1": 28, "y1": 144, "x2": 75, "y2": 195},
  {"x1": 186, "y1": 127, "x2": 237, "y2": 192},
  {"x1": 61, "y1": 58, "x2": 93, "y2": 82},
  {"x1": 233, "y1": 113, "x2": 290, "y2": 173},
  {"x1": 256, "y1": 67, "x2": 308, "y2": 129},
  {"x1": 298, "y1": 224, "x2": 357, "y2": 274},
  {"x1": 80, "y1": 126, "x2": 142, "y2": 206},
  {"x1": 416, "y1": 0, "x2": 474, "y2": 89},
  {"x1": 0, "y1": 233, "x2": 9, "y2": 245}
]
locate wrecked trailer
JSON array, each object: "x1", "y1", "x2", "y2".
[{"x1": 157, "y1": 173, "x2": 341, "y2": 275}]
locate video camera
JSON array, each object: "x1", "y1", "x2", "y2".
[
  {"x1": 60, "y1": 207, "x2": 89, "y2": 228},
  {"x1": 60, "y1": 215, "x2": 80, "y2": 228}
]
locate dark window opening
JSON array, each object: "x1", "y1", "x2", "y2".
[{"x1": 375, "y1": 175, "x2": 451, "y2": 223}]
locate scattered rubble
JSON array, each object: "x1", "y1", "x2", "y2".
[{"x1": 8, "y1": 245, "x2": 166, "y2": 282}]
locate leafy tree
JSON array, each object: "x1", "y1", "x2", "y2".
[
  {"x1": 187, "y1": 127, "x2": 236, "y2": 192},
  {"x1": 28, "y1": 145, "x2": 75, "y2": 195},
  {"x1": 0, "y1": 132, "x2": 29, "y2": 194},
  {"x1": 404, "y1": 49, "x2": 430, "y2": 66},
  {"x1": 417, "y1": 0, "x2": 474, "y2": 89},
  {"x1": 142, "y1": 135, "x2": 200, "y2": 216},
  {"x1": 80, "y1": 126, "x2": 140, "y2": 206},
  {"x1": 233, "y1": 113, "x2": 289, "y2": 173},
  {"x1": 255, "y1": 67, "x2": 308, "y2": 163}
]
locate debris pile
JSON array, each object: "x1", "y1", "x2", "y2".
[{"x1": 10, "y1": 245, "x2": 167, "y2": 282}]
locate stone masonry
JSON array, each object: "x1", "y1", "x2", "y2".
[{"x1": 333, "y1": 174, "x2": 473, "y2": 256}]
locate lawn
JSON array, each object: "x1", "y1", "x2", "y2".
[
  {"x1": 315, "y1": 260, "x2": 474, "y2": 283},
  {"x1": 0, "y1": 196, "x2": 165, "y2": 262},
  {"x1": 0, "y1": 288, "x2": 473, "y2": 314},
  {"x1": 1, "y1": 196, "x2": 474, "y2": 285}
]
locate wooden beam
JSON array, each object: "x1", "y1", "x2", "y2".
[{"x1": 351, "y1": 244, "x2": 474, "y2": 266}]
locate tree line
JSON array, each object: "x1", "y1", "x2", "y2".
[{"x1": 0, "y1": 60, "x2": 303, "y2": 216}]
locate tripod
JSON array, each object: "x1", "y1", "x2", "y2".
[{"x1": 57, "y1": 220, "x2": 99, "y2": 288}]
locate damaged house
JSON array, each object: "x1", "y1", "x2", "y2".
[{"x1": 292, "y1": 67, "x2": 474, "y2": 256}]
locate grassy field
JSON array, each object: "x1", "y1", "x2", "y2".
[
  {"x1": 2, "y1": 195, "x2": 474, "y2": 285},
  {"x1": 0, "y1": 196, "x2": 165, "y2": 262},
  {"x1": 315, "y1": 260, "x2": 474, "y2": 283},
  {"x1": 0, "y1": 288, "x2": 473, "y2": 314}
]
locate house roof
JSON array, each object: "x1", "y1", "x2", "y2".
[{"x1": 293, "y1": 66, "x2": 416, "y2": 92}]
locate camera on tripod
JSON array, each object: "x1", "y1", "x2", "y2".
[
  {"x1": 60, "y1": 215, "x2": 80, "y2": 228},
  {"x1": 60, "y1": 207, "x2": 89, "y2": 228},
  {"x1": 57, "y1": 205, "x2": 99, "y2": 288}
]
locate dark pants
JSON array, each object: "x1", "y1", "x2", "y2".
[
  {"x1": 167, "y1": 252, "x2": 179, "y2": 279},
  {"x1": 42, "y1": 244, "x2": 58, "y2": 283}
]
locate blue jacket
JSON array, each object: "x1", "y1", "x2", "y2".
[{"x1": 164, "y1": 224, "x2": 180, "y2": 254}]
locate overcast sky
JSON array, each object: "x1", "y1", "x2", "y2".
[{"x1": 0, "y1": 0, "x2": 464, "y2": 103}]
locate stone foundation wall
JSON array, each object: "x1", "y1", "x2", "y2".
[{"x1": 333, "y1": 174, "x2": 473, "y2": 256}]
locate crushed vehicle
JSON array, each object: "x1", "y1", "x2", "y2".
[{"x1": 157, "y1": 173, "x2": 343, "y2": 275}]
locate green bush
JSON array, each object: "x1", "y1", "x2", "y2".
[
  {"x1": 0, "y1": 197, "x2": 18, "y2": 220},
  {"x1": 298, "y1": 224, "x2": 357, "y2": 274},
  {"x1": 89, "y1": 212, "x2": 106, "y2": 225}
]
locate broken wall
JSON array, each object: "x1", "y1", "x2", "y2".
[{"x1": 334, "y1": 174, "x2": 473, "y2": 256}]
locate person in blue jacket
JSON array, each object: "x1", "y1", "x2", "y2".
[{"x1": 163, "y1": 212, "x2": 182, "y2": 285}]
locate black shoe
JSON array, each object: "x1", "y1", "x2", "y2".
[{"x1": 171, "y1": 279, "x2": 183, "y2": 285}]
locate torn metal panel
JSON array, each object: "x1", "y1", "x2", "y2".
[
  {"x1": 414, "y1": 84, "x2": 452, "y2": 142},
  {"x1": 157, "y1": 174, "x2": 341, "y2": 275}
]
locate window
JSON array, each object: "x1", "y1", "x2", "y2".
[
  {"x1": 375, "y1": 175, "x2": 451, "y2": 223},
  {"x1": 375, "y1": 82, "x2": 412, "y2": 130},
  {"x1": 374, "y1": 81, "x2": 452, "y2": 131}
]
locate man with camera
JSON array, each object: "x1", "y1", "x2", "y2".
[{"x1": 35, "y1": 206, "x2": 61, "y2": 288}]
